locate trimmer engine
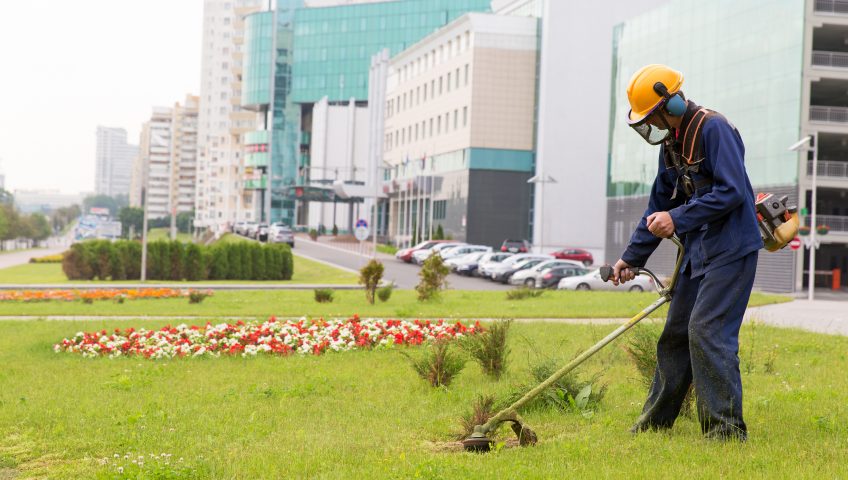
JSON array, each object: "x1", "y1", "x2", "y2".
[{"x1": 755, "y1": 193, "x2": 799, "y2": 252}]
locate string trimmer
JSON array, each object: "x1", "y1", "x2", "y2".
[{"x1": 462, "y1": 235, "x2": 685, "y2": 452}]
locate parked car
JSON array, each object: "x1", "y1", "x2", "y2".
[
  {"x1": 476, "y1": 252, "x2": 514, "y2": 278},
  {"x1": 500, "y1": 239, "x2": 531, "y2": 253},
  {"x1": 270, "y1": 225, "x2": 295, "y2": 247},
  {"x1": 233, "y1": 221, "x2": 247, "y2": 235},
  {"x1": 557, "y1": 269, "x2": 654, "y2": 292},
  {"x1": 440, "y1": 245, "x2": 492, "y2": 261},
  {"x1": 489, "y1": 255, "x2": 553, "y2": 283},
  {"x1": 508, "y1": 259, "x2": 585, "y2": 287},
  {"x1": 256, "y1": 223, "x2": 270, "y2": 242},
  {"x1": 411, "y1": 242, "x2": 464, "y2": 265},
  {"x1": 444, "y1": 251, "x2": 485, "y2": 272},
  {"x1": 244, "y1": 222, "x2": 259, "y2": 238},
  {"x1": 551, "y1": 248, "x2": 595, "y2": 267},
  {"x1": 452, "y1": 252, "x2": 488, "y2": 276},
  {"x1": 395, "y1": 240, "x2": 450, "y2": 263},
  {"x1": 539, "y1": 266, "x2": 591, "y2": 289}
]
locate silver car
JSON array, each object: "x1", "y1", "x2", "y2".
[
  {"x1": 489, "y1": 255, "x2": 553, "y2": 283},
  {"x1": 557, "y1": 269, "x2": 654, "y2": 292},
  {"x1": 440, "y1": 245, "x2": 492, "y2": 261},
  {"x1": 508, "y1": 259, "x2": 585, "y2": 288},
  {"x1": 412, "y1": 242, "x2": 464, "y2": 264}
]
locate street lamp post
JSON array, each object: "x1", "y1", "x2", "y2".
[
  {"x1": 789, "y1": 134, "x2": 818, "y2": 301},
  {"x1": 527, "y1": 174, "x2": 557, "y2": 253}
]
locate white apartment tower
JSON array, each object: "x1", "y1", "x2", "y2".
[
  {"x1": 195, "y1": 0, "x2": 264, "y2": 233},
  {"x1": 95, "y1": 126, "x2": 138, "y2": 197}
]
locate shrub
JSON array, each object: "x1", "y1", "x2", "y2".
[
  {"x1": 184, "y1": 243, "x2": 204, "y2": 281},
  {"x1": 250, "y1": 243, "x2": 265, "y2": 280},
  {"x1": 416, "y1": 253, "x2": 449, "y2": 301},
  {"x1": 623, "y1": 324, "x2": 694, "y2": 416},
  {"x1": 279, "y1": 244, "x2": 294, "y2": 280},
  {"x1": 434, "y1": 224, "x2": 444, "y2": 240},
  {"x1": 62, "y1": 243, "x2": 94, "y2": 280},
  {"x1": 309, "y1": 229, "x2": 319, "y2": 241},
  {"x1": 169, "y1": 241, "x2": 185, "y2": 281},
  {"x1": 377, "y1": 285, "x2": 393, "y2": 303},
  {"x1": 359, "y1": 259, "x2": 384, "y2": 304},
  {"x1": 241, "y1": 243, "x2": 254, "y2": 280},
  {"x1": 456, "y1": 395, "x2": 497, "y2": 440},
  {"x1": 505, "y1": 358, "x2": 607, "y2": 416},
  {"x1": 227, "y1": 243, "x2": 243, "y2": 280},
  {"x1": 93, "y1": 240, "x2": 113, "y2": 280},
  {"x1": 188, "y1": 291, "x2": 210, "y2": 304},
  {"x1": 332, "y1": 224, "x2": 338, "y2": 236},
  {"x1": 506, "y1": 287, "x2": 544, "y2": 300},
  {"x1": 402, "y1": 340, "x2": 466, "y2": 388},
  {"x1": 314, "y1": 288, "x2": 334, "y2": 303},
  {"x1": 460, "y1": 320, "x2": 511, "y2": 380},
  {"x1": 209, "y1": 245, "x2": 229, "y2": 280},
  {"x1": 109, "y1": 243, "x2": 126, "y2": 281}
]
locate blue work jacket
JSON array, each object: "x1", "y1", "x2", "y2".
[{"x1": 621, "y1": 105, "x2": 763, "y2": 278}]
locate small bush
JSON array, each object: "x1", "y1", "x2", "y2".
[
  {"x1": 505, "y1": 358, "x2": 607, "y2": 416},
  {"x1": 377, "y1": 285, "x2": 393, "y2": 302},
  {"x1": 359, "y1": 259, "x2": 384, "y2": 305},
  {"x1": 184, "y1": 243, "x2": 205, "y2": 281},
  {"x1": 506, "y1": 287, "x2": 544, "y2": 300},
  {"x1": 62, "y1": 244, "x2": 94, "y2": 280},
  {"x1": 314, "y1": 288, "x2": 334, "y2": 303},
  {"x1": 309, "y1": 229, "x2": 319, "y2": 241},
  {"x1": 456, "y1": 395, "x2": 497, "y2": 440},
  {"x1": 82, "y1": 297, "x2": 94, "y2": 305},
  {"x1": 332, "y1": 224, "x2": 339, "y2": 236},
  {"x1": 460, "y1": 320, "x2": 511, "y2": 380},
  {"x1": 402, "y1": 340, "x2": 466, "y2": 388},
  {"x1": 416, "y1": 253, "x2": 449, "y2": 301},
  {"x1": 188, "y1": 291, "x2": 210, "y2": 304}
]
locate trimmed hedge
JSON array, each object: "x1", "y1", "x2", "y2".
[{"x1": 61, "y1": 240, "x2": 293, "y2": 281}]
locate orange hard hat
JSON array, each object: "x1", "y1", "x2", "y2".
[{"x1": 626, "y1": 64, "x2": 684, "y2": 124}]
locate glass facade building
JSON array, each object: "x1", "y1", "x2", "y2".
[
  {"x1": 242, "y1": 12, "x2": 274, "y2": 109},
  {"x1": 290, "y1": 0, "x2": 492, "y2": 103},
  {"x1": 607, "y1": 0, "x2": 805, "y2": 198}
]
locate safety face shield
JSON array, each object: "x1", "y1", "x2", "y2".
[{"x1": 628, "y1": 105, "x2": 673, "y2": 145}]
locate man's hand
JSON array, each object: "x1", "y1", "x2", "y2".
[
  {"x1": 612, "y1": 258, "x2": 636, "y2": 286},
  {"x1": 646, "y1": 211, "x2": 675, "y2": 238}
]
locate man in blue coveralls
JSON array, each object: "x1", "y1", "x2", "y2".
[{"x1": 612, "y1": 64, "x2": 763, "y2": 441}]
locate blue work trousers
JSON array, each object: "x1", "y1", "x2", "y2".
[{"x1": 634, "y1": 251, "x2": 758, "y2": 440}]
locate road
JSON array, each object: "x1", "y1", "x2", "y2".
[{"x1": 293, "y1": 237, "x2": 512, "y2": 290}]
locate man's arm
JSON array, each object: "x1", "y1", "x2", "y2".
[
  {"x1": 620, "y1": 150, "x2": 682, "y2": 269},
  {"x1": 668, "y1": 119, "x2": 746, "y2": 235}
]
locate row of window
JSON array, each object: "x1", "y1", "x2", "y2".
[
  {"x1": 385, "y1": 106, "x2": 469, "y2": 151},
  {"x1": 386, "y1": 64, "x2": 470, "y2": 118},
  {"x1": 397, "y1": 31, "x2": 472, "y2": 83},
  {"x1": 432, "y1": 200, "x2": 447, "y2": 220}
]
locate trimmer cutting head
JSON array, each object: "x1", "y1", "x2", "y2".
[{"x1": 462, "y1": 432, "x2": 494, "y2": 452}]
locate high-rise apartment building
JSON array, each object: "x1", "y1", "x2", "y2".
[
  {"x1": 140, "y1": 107, "x2": 173, "y2": 219},
  {"x1": 196, "y1": 0, "x2": 265, "y2": 233},
  {"x1": 95, "y1": 126, "x2": 138, "y2": 197}
]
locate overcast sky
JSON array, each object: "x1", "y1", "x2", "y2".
[{"x1": 0, "y1": 1, "x2": 203, "y2": 195}]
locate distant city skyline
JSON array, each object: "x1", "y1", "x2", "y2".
[{"x1": 0, "y1": 0, "x2": 203, "y2": 195}]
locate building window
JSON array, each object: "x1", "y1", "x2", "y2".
[
  {"x1": 433, "y1": 200, "x2": 447, "y2": 220},
  {"x1": 454, "y1": 110, "x2": 459, "y2": 130},
  {"x1": 437, "y1": 116, "x2": 441, "y2": 135},
  {"x1": 447, "y1": 73, "x2": 451, "y2": 92},
  {"x1": 455, "y1": 68, "x2": 460, "y2": 89},
  {"x1": 415, "y1": 124, "x2": 418, "y2": 141},
  {"x1": 439, "y1": 77, "x2": 443, "y2": 95},
  {"x1": 465, "y1": 64, "x2": 470, "y2": 86},
  {"x1": 429, "y1": 118, "x2": 433, "y2": 137},
  {"x1": 423, "y1": 84, "x2": 427, "y2": 101},
  {"x1": 463, "y1": 106, "x2": 468, "y2": 127},
  {"x1": 431, "y1": 80, "x2": 435, "y2": 97},
  {"x1": 416, "y1": 86, "x2": 420, "y2": 105}
]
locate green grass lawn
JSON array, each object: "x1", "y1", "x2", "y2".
[
  {"x1": 0, "y1": 255, "x2": 357, "y2": 286},
  {"x1": 146, "y1": 228, "x2": 192, "y2": 243},
  {"x1": 0, "y1": 289, "x2": 788, "y2": 318},
  {"x1": 0, "y1": 320, "x2": 845, "y2": 478}
]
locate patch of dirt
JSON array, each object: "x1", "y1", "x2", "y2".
[
  {"x1": 425, "y1": 438, "x2": 522, "y2": 453},
  {"x1": 0, "y1": 468, "x2": 19, "y2": 480}
]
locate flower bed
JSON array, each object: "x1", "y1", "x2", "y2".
[
  {"x1": 0, "y1": 288, "x2": 213, "y2": 302},
  {"x1": 54, "y1": 316, "x2": 481, "y2": 359}
]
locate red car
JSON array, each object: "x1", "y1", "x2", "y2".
[
  {"x1": 395, "y1": 240, "x2": 450, "y2": 263},
  {"x1": 551, "y1": 248, "x2": 594, "y2": 266}
]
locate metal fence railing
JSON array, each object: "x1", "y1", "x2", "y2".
[
  {"x1": 815, "y1": 0, "x2": 848, "y2": 14},
  {"x1": 807, "y1": 160, "x2": 848, "y2": 178},
  {"x1": 812, "y1": 50, "x2": 848, "y2": 68},
  {"x1": 810, "y1": 106, "x2": 848, "y2": 123},
  {"x1": 805, "y1": 215, "x2": 848, "y2": 233}
]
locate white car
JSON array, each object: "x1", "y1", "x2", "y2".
[
  {"x1": 508, "y1": 259, "x2": 585, "y2": 287},
  {"x1": 440, "y1": 245, "x2": 492, "y2": 261},
  {"x1": 557, "y1": 268, "x2": 654, "y2": 292},
  {"x1": 477, "y1": 252, "x2": 514, "y2": 277},
  {"x1": 412, "y1": 242, "x2": 464, "y2": 264},
  {"x1": 444, "y1": 251, "x2": 486, "y2": 271},
  {"x1": 488, "y1": 254, "x2": 553, "y2": 283}
]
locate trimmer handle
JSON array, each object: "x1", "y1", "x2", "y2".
[{"x1": 599, "y1": 265, "x2": 641, "y2": 283}]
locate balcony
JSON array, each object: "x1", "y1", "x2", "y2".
[
  {"x1": 808, "y1": 160, "x2": 848, "y2": 178},
  {"x1": 812, "y1": 50, "x2": 848, "y2": 69},
  {"x1": 815, "y1": 0, "x2": 848, "y2": 14},
  {"x1": 805, "y1": 215, "x2": 848, "y2": 235},
  {"x1": 244, "y1": 177, "x2": 267, "y2": 190},
  {"x1": 810, "y1": 105, "x2": 848, "y2": 123}
]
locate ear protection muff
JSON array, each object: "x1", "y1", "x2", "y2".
[{"x1": 653, "y1": 82, "x2": 686, "y2": 117}]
